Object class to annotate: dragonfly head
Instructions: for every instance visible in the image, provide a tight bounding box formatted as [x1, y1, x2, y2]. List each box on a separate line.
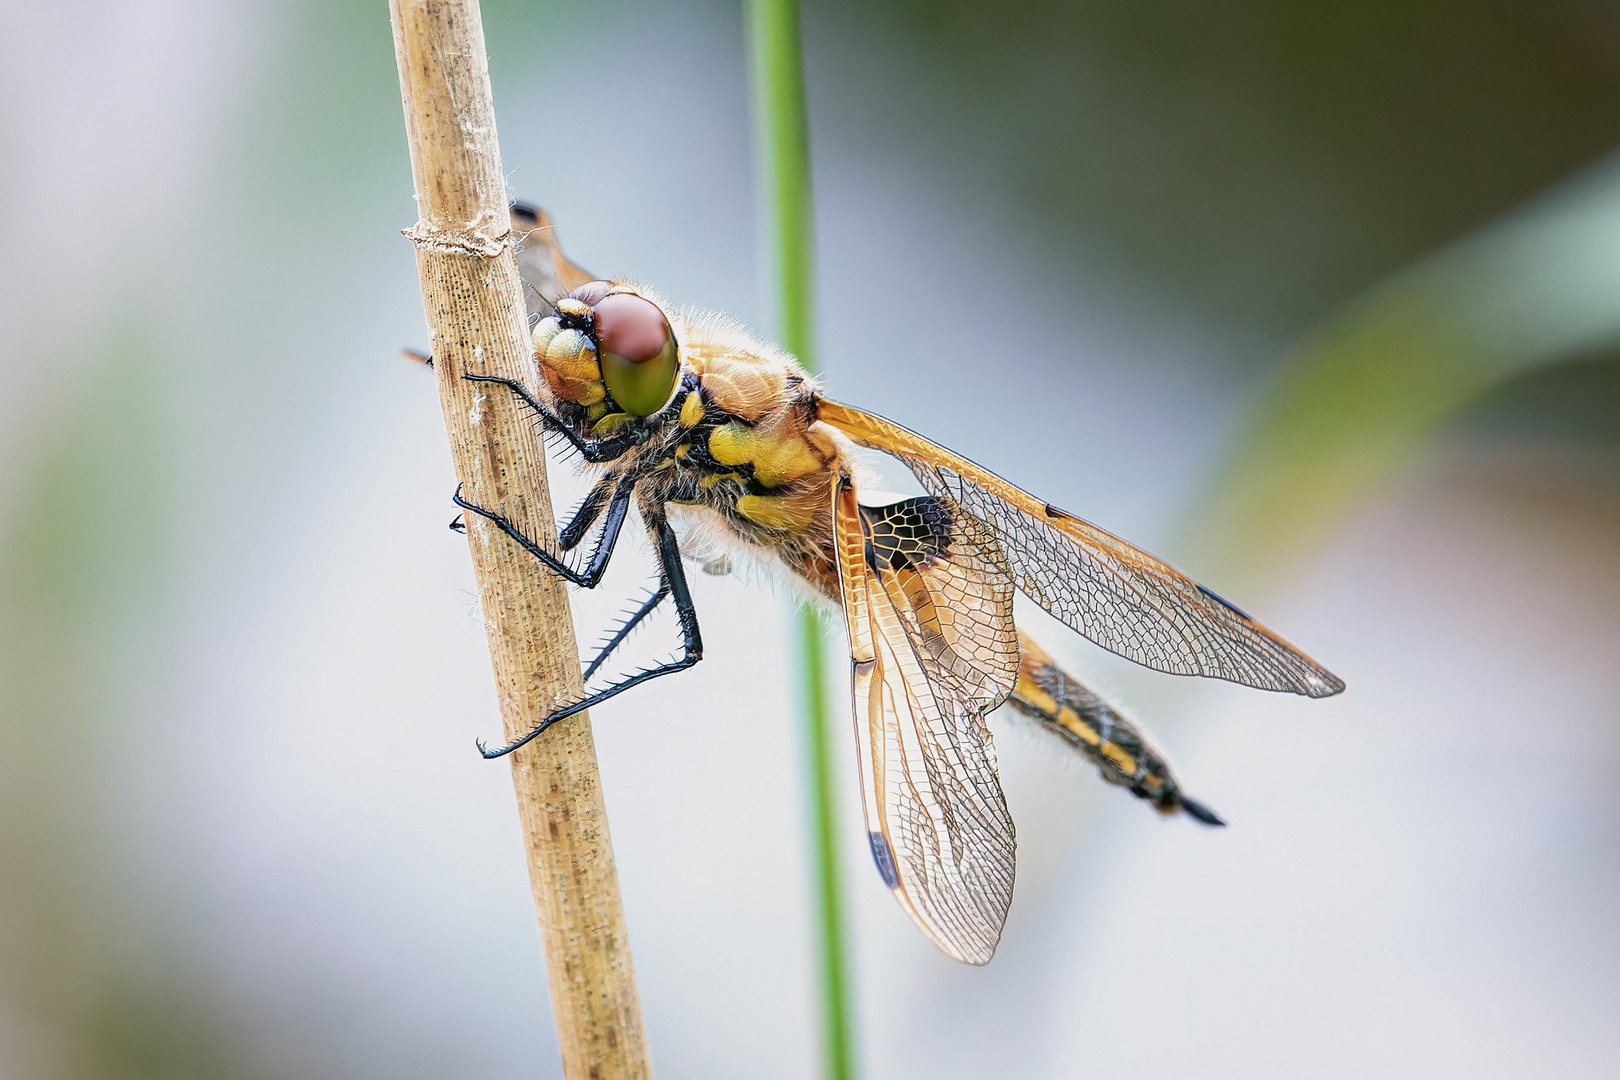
[532, 280, 682, 423]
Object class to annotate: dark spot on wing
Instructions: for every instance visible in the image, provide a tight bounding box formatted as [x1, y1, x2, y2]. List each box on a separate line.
[860, 496, 955, 572]
[869, 831, 900, 888]
[1196, 583, 1254, 621]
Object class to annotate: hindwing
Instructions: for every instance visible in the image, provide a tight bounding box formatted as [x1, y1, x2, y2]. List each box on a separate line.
[835, 478, 1017, 965]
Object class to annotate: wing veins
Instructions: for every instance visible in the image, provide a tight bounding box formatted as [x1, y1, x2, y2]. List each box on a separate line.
[834, 478, 1015, 965]
[818, 397, 1344, 697]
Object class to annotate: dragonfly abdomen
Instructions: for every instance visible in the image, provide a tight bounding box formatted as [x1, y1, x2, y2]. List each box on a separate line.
[1008, 631, 1224, 826]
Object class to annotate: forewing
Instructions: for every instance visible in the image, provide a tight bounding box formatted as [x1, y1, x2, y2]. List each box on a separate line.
[510, 203, 596, 321]
[835, 478, 1017, 965]
[818, 398, 1345, 697]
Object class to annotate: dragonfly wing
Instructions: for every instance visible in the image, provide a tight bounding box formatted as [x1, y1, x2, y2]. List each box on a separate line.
[859, 491, 1022, 712]
[510, 203, 596, 321]
[818, 397, 1344, 698]
[835, 476, 1017, 965]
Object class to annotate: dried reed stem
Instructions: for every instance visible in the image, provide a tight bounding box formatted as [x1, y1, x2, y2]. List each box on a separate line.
[389, 2, 650, 1076]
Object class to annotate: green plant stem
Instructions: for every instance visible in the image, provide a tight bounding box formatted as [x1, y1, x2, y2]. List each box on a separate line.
[748, 3, 856, 1079]
[795, 606, 851, 1080]
[751, 0, 816, 356]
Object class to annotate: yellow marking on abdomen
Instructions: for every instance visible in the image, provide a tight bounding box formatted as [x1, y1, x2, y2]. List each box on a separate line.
[1016, 669, 1160, 780]
[1099, 742, 1139, 776]
[1011, 635, 1192, 816]
[1013, 674, 1101, 747]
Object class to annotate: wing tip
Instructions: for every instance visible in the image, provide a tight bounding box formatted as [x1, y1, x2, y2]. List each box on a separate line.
[956, 944, 997, 966]
[1191, 583, 1349, 701]
[928, 925, 1000, 966]
[892, 893, 1005, 966]
[1303, 669, 1347, 698]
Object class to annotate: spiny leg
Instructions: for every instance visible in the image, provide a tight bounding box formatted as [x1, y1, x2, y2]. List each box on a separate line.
[477, 510, 703, 760]
[559, 473, 617, 553]
[583, 581, 672, 684]
[453, 471, 634, 589]
[463, 373, 640, 464]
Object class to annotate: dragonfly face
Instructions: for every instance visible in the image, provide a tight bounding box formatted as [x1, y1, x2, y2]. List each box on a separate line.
[446, 204, 1346, 965]
[534, 282, 683, 425]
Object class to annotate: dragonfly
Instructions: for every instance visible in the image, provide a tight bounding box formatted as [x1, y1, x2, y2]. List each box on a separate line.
[439, 203, 1344, 966]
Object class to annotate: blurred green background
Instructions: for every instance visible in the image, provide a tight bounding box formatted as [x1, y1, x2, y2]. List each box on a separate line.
[2, 1, 1616, 1077]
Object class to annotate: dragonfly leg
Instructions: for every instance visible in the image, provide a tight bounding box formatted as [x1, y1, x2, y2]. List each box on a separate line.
[463, 373, 639, 463]
[558, 473, 617, 552]
[453, 471, 634, 589]
[477, 511, 703, 760]
[582, 581, 672, 684]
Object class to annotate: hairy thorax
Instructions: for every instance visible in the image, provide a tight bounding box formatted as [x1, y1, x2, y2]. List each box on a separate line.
[552, 302, 847, 602]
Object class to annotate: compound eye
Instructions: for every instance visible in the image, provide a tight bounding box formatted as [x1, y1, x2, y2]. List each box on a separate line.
[595, 293, 669, 362]
[568, 280, 613, 308]
[595, 292, 680, 417]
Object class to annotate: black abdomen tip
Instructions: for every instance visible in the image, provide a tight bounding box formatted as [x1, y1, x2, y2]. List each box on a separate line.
[1181, 798, 1226, 827]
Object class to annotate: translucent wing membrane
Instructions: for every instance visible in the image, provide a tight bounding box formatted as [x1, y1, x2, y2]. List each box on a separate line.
[510, 203, 596, 321]
[836, 479, 1017, 965]
[818, 399, 1345, 698]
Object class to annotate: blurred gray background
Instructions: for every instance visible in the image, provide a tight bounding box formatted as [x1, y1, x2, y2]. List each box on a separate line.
[2, 1, 1618, 1077]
